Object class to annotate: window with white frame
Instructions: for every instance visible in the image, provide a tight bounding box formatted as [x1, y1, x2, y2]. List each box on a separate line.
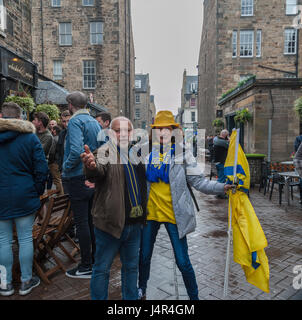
[51, 0, 61, 7]
[256, 30, 262, 57]
[90, 22, 103, 45]
[135, 80, 141, 89]
[240, 30, 254, 57]
[232, 30, 237, 57]
[0, 0, 7, 32]
[284, 28, 297, 54]
[135, 94, 140, 104]
[83, 60, 96, 89]
[190, 82, 197, 93]
[83, 0, 94, 6]
[191, 111, 196, 122]
[286, 0, 297, 15]
[135, 108, 140, 119]
[241, 0, 253, 16]
[53, 60, 63, 80]
[59, 22, 72, 46]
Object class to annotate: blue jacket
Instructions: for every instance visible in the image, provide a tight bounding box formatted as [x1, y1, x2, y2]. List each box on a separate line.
[62, 110, 102, 178]
[0, 118, 49, 220]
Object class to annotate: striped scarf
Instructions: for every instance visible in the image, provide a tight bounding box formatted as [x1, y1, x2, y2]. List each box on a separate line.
[115, 144, 143, 219]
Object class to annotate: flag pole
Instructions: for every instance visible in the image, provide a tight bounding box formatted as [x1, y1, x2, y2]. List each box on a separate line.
[223, 128, 240, 297]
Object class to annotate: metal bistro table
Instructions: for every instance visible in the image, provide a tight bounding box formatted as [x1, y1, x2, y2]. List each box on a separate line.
[278, 171, 300, 211]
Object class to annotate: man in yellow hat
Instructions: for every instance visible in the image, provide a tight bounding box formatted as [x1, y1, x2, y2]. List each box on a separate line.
[138, 110, 232, 300]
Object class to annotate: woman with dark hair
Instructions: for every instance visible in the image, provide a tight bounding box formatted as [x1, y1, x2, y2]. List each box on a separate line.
[138, 111, 232, 300]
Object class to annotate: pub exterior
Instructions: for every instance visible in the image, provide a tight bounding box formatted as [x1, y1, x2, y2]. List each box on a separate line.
[0, 45, 37, 106]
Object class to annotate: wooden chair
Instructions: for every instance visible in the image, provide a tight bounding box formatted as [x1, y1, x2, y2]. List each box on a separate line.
[46, 195, 80, 264]
[33, 194, 78, 284]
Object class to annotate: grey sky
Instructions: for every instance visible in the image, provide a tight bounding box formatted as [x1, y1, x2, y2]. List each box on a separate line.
[131, 0, 203, 115]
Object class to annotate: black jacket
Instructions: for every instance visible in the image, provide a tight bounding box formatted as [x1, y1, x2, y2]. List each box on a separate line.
[213, 136, 229, 164]
[55, 128, 67, 172]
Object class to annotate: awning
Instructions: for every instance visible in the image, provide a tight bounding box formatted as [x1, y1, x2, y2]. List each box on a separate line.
[87, 102, 108, 116]
[35, 81, 69, 105]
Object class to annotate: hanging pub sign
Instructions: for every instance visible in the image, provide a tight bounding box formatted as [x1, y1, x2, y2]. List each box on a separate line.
[0, 45, 37, 87]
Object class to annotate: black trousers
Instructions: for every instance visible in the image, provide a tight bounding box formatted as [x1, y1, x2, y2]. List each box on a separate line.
[62, 175, 95, 268]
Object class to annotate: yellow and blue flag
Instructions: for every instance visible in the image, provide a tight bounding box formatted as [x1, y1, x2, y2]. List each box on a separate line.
[224, 129, 270, 293]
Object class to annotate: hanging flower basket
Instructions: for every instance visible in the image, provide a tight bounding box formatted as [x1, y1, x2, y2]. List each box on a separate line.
[294, 97, 302, 118]
[212, 118, 224, 128]
[234, 108, 252, 124]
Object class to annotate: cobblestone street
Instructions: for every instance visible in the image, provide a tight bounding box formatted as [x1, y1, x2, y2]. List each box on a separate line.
[2, 166, 302, 301]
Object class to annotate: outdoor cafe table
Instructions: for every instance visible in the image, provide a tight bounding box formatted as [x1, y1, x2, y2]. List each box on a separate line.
[278, 171, 300, 211]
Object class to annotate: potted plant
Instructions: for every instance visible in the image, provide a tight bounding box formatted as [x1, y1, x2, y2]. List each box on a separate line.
[35, 104, 60, 122]
[234, 108, 252, 124]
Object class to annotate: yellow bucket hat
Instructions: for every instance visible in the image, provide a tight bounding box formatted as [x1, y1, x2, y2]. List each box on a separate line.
[150, 110, 180, 128]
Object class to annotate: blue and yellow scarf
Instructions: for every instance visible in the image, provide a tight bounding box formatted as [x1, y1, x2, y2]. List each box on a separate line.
[146, 143, 175, 184]
[113, 143, 143, 219]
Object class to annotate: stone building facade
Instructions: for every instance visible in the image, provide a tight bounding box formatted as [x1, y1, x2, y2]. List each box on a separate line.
[0, 0, 37, 106]
[198, 0, 302, 134]
[180, 69, 198, 131]
[218, 78, 302, 161]
[0, 0, 32, 60]
[31, 0, 135, 119]
[133, 73, 152, 129]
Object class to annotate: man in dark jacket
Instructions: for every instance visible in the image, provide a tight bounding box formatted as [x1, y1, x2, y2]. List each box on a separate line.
[213, 129, 229, 186]
[32, 112, 53, 162]
[56, 110, 71, 173]
[81, 117, 147, 300]
[0, 102, 48, 297]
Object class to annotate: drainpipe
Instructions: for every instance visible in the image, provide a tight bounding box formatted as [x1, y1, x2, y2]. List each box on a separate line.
[268, 89, 275, 163]
[296, 29, 299, 78]
[40, 0, 44, 74]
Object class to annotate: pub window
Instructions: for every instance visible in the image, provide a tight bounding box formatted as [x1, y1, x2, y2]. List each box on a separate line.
[286, 0, 297, 15]
[53, 60, 63, 80]
[241, 0, 253, 16]
[90, 22, 103, 45]
[0, 0, 7, 32]
[83, 0, 94, 6]
[240, 30, 254, 57]
[51, 0, 61, 7]
[284, 28, 297, 54]
[59, 22, 72, 46]
[83, 60, 96, 89]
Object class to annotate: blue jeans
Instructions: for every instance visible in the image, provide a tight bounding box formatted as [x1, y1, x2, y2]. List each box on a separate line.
[91, 224, 142, 300]
[0, 213, 35, 284]
[216, 163, 226, 183]
[139, 221, 199, 300]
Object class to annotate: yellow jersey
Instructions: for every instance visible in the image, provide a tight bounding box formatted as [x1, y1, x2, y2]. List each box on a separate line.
[147, 180, 176, 224]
